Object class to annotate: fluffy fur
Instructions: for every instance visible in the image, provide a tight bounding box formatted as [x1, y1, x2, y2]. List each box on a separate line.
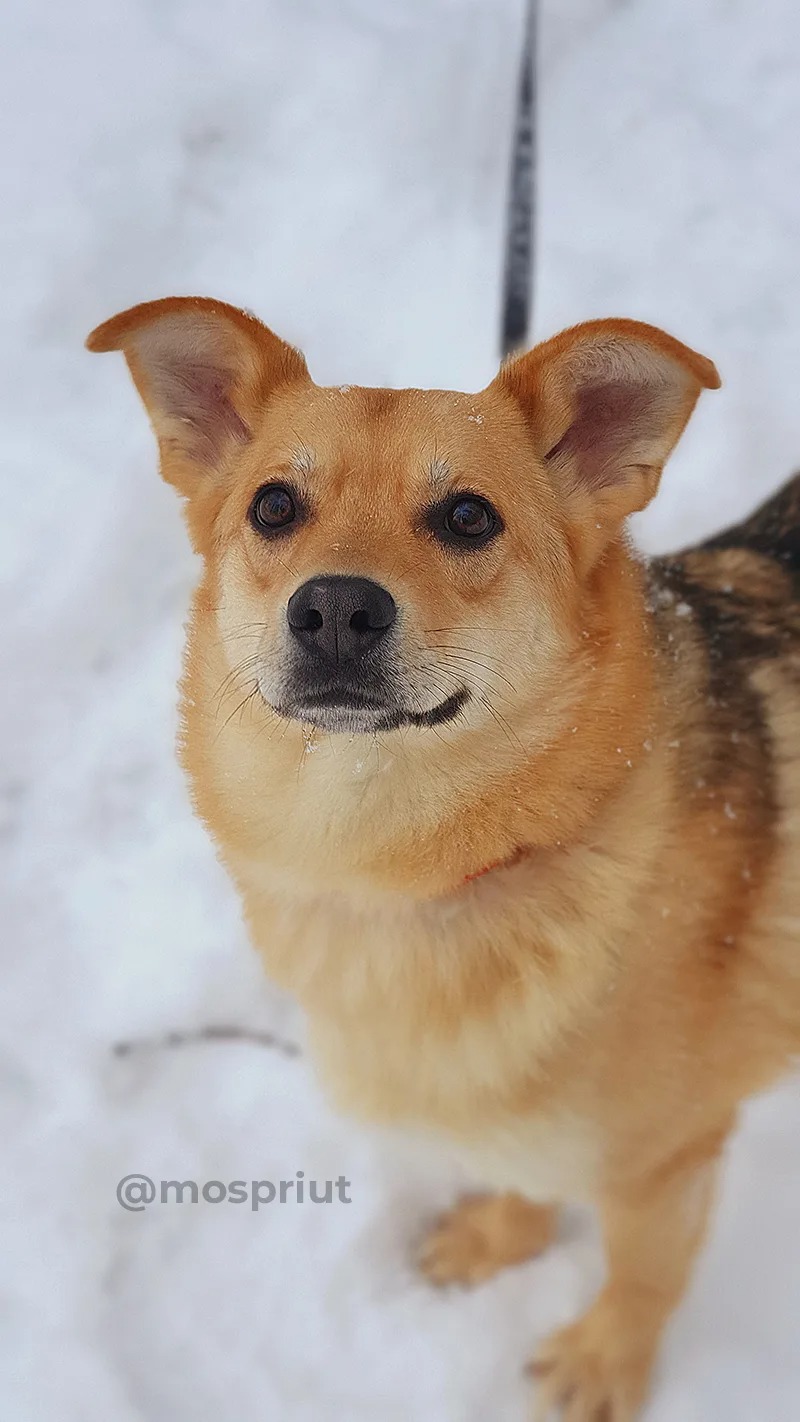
[88, 297, 800, 1421]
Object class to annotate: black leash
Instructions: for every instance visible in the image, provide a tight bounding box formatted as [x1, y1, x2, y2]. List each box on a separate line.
[499, 0, 537, 359]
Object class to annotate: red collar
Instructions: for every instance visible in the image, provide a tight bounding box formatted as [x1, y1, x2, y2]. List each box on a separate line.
[461, 847, 525, 888]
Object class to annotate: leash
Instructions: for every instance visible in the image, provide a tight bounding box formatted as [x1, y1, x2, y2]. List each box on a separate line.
[499, 0, 537, 359]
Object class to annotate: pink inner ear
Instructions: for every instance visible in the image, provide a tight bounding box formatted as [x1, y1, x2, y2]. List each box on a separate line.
[544, 380, 654, 492]
[155, 356, 250, 466]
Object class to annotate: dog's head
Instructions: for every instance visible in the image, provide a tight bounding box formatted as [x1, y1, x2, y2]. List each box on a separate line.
[87, 299, 718, 746]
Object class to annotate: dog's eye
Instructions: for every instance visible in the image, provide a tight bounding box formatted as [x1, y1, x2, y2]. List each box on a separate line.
[445, 497, 495, 539]
[250, 484, 297, 533]
[433, 494, 500, 547]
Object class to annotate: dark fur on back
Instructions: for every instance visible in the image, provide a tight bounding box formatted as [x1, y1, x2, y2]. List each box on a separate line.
[652, 472, 800, 677]
[645, 474, 800, 957]
[700, 472, 800, 577]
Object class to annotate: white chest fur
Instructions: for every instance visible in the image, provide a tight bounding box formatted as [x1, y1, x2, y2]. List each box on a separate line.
[443, 1111, 601, 1203]
[243, 850, 616, 1207]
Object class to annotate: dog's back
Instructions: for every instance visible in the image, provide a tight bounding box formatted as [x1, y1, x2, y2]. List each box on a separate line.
[648, 474, 800, 1067]
[655, 471, 800, 659]
[700, 470, 800, 572]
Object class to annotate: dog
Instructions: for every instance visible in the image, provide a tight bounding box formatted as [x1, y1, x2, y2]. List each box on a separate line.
[88, 297, 800, 1420]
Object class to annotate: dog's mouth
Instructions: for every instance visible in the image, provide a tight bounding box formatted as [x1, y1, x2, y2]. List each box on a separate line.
[267, 685, 470, 735]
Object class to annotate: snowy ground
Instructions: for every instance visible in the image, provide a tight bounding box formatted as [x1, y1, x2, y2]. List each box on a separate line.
[3, 0, 800, 1417]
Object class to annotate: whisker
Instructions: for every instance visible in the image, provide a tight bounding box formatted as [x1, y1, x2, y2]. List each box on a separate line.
[421, 656, 525, 757]
[218, 623, 271, 644]
[214, 683, 260, 741]
[422, 626, 533, 637]
[474, 691, 526, 756]
[212, 655, 264, 712]
[432, 651, 518, 695]
[424, 639, 510, 662]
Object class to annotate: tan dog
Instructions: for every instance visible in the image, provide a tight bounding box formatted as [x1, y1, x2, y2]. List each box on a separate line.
[88, 297, 800, 1420]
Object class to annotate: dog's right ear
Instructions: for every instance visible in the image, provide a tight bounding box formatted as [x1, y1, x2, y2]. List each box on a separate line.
[86, 297, 308, 495]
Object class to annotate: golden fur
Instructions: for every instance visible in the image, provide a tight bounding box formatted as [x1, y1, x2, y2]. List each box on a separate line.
[88, 297, 800, 1420]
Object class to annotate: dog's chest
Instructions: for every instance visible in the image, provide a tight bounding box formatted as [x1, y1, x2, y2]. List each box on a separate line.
[304, 961, 601, 1205]
[311, 1012, 600, 1203]
[413, 1107, 601, 1203]
[246, 863, 607, 1203]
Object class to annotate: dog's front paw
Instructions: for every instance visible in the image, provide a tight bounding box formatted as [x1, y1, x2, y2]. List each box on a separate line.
[529, 1291, 657, 1421]
[418, 1193, 557, 1288]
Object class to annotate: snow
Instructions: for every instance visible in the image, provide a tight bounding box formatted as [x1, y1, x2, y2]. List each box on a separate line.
[3, 0, 800, 1418]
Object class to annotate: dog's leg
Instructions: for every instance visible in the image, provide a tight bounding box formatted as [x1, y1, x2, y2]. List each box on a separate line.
[529, 1123, 732, 1421]
[418, 1192, 558, 1287]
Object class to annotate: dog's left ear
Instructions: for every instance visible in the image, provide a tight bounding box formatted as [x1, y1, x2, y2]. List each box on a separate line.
[87, 296, 308, 496]
[492, 318, 720, 535]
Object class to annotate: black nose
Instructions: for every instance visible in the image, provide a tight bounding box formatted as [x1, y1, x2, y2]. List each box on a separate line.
[286, 576, 397, 664]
